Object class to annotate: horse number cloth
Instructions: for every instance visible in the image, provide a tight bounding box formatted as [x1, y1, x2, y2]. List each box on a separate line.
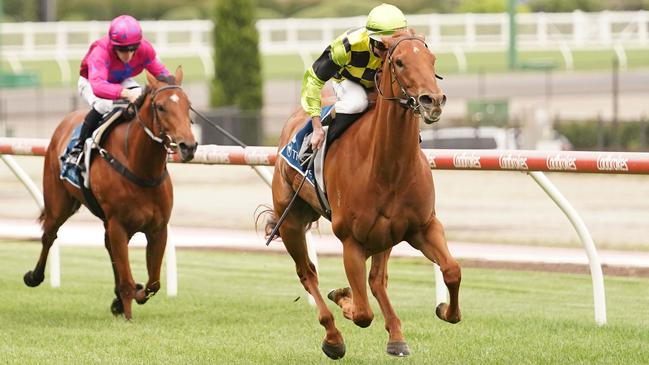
[279, 104, 334, 186]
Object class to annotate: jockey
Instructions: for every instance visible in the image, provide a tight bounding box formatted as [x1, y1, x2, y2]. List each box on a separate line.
[67, 14, 171, 165]
[301, 3, 407, 150]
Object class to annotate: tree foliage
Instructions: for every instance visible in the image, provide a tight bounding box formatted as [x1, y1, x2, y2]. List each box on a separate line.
[210, 0, 262, 110]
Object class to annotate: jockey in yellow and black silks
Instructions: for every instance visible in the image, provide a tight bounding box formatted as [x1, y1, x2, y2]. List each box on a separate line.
[301, 3, 408, 150]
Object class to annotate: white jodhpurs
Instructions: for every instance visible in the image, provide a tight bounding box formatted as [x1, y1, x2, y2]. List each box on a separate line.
[77, 77, 142, 115]
[332, 79, 368, 114]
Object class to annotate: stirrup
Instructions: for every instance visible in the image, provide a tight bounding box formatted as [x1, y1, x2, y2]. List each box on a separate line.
[300, 148, 313, 168]
[66, 147, 85, 170]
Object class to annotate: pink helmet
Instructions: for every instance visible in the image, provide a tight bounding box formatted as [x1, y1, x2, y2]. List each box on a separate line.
[108, 15, 142, 47]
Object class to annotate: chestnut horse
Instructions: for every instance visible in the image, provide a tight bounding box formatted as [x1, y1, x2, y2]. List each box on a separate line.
[269, 30, 461, 358]
[23, 67, 197, 320]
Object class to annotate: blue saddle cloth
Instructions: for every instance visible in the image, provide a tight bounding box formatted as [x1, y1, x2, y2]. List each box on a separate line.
[279, 105, 333, 186]
[59, 124, 83, 188]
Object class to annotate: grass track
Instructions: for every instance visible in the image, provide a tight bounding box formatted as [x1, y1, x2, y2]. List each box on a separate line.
[1, 241, 649, 364]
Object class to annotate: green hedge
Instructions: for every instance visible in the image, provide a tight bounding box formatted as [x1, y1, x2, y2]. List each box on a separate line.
[556, 119, 649, 151]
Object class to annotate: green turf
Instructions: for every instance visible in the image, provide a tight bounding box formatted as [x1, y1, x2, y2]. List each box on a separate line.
[2, 241, 648, 364]
[0, 242, 649, 364]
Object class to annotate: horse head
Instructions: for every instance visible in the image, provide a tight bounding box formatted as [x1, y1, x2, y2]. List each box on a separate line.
[379, 29, 446, 124]
[142, 66, 198, 162]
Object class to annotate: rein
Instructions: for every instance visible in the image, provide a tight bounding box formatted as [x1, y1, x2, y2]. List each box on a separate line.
[133, 84, 184, 153]
[97, 84, 185, 188]
[374, 36, 443, 113]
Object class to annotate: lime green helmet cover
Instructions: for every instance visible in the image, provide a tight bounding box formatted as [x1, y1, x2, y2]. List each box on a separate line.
[366, 3, 407, 38]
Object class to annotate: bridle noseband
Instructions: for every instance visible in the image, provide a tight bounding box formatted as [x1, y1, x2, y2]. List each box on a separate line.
[374, 36, 443, 113]
[134, 84, 185, 153]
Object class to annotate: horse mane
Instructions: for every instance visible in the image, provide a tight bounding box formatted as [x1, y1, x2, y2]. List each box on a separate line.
[380, 28, 424, 56]
[133, 74, 177, 109]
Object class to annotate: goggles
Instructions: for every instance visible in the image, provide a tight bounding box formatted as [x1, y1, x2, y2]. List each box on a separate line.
[114, 43, 140, 52]
[369, 38, 387, 52]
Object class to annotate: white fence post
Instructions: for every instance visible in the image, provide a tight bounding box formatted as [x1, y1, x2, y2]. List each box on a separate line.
[528, 171, 607, 326]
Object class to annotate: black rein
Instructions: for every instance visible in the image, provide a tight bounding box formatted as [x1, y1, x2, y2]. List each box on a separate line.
[97, 85, 184, 188]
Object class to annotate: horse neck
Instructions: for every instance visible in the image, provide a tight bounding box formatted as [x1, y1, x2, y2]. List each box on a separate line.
[126, 102, 168, 178]
[367, 74, 421, 178]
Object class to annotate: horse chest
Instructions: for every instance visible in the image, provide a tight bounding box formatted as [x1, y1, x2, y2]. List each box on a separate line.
[95, 186, 171, 230]
[345, 211, 409, 252]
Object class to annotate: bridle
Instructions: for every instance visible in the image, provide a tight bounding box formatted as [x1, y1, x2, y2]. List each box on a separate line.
[374, 36, 443, 113]
[133, 84, 185, 154]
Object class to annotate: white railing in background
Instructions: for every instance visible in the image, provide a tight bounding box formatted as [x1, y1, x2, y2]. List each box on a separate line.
[1, 10, 647, 77]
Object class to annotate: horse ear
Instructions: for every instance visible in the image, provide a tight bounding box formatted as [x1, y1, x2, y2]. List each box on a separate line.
[174, 66, 184, 86]
[146, 71, 159, 88]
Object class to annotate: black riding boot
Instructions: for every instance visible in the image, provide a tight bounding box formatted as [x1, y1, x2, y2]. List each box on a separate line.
[325, 112, 363, 146]
[67, 108, 103, 167]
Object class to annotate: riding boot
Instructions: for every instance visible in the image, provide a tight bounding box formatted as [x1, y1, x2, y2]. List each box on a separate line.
[325, 112, 363, 146]
[66, 108, 103, 168]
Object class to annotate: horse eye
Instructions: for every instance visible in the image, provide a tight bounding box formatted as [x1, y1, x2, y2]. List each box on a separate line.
[395, 59, 404, 68]
[156, 104, 165, 112]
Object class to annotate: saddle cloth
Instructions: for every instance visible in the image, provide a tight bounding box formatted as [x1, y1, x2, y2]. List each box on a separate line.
[279, 105, 333, 186]
[59, 108, 124, 188]
[279, 105, 334, 218]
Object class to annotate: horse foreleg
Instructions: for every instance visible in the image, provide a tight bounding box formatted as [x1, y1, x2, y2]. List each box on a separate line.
[280, 218, 345, 359]
[410, 216, 461, 324]
[135, 228, 167, 304]
[102, 223, 125, 315]
[106, 220, 136, 320]
[368, 248, 410, 356]
[341, 239, 373, 328]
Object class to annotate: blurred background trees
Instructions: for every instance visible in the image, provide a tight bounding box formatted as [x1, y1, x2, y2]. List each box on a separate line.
[2, 0, 648, 21]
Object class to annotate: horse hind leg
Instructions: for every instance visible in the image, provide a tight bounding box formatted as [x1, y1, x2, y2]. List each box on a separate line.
[24, 167, 79, 287]
[368, 248, 410, 357]
[410, 216, 461, 324]
[280, 214, 345, 359]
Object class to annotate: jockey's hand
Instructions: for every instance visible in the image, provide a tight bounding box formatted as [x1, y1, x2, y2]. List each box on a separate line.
[310, 116, 325, 150]
[120, 88, 142, 104]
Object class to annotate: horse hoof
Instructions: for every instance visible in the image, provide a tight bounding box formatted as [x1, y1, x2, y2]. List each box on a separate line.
[326, 287, 351, 303]
[387, 341, 411, 357]
[321, 341, 346, 360]
[135, 283, 147, 305]
[111, 298, 124, 316]
[23, 271, 44, 287]
[435, 302, 461, 324]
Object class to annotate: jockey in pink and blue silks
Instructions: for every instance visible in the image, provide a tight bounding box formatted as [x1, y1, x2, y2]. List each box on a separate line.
[68, 14, 170, 163]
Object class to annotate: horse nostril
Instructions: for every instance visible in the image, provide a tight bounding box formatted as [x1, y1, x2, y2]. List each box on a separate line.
[179, 142, 198, 155]
[418, 94, 433, 106]
[429, 94, 446, 107]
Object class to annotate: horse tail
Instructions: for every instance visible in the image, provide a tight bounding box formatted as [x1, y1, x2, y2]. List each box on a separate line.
[254, 204, 279, 241]
[37, 210, 46, 224]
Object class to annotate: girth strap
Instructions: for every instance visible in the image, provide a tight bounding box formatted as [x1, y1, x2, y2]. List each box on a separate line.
[99, 148, 168, 188]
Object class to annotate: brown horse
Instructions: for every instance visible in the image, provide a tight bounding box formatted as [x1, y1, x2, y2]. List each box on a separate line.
[269, 30, 461, 358]
[23, 67, 197, 320]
